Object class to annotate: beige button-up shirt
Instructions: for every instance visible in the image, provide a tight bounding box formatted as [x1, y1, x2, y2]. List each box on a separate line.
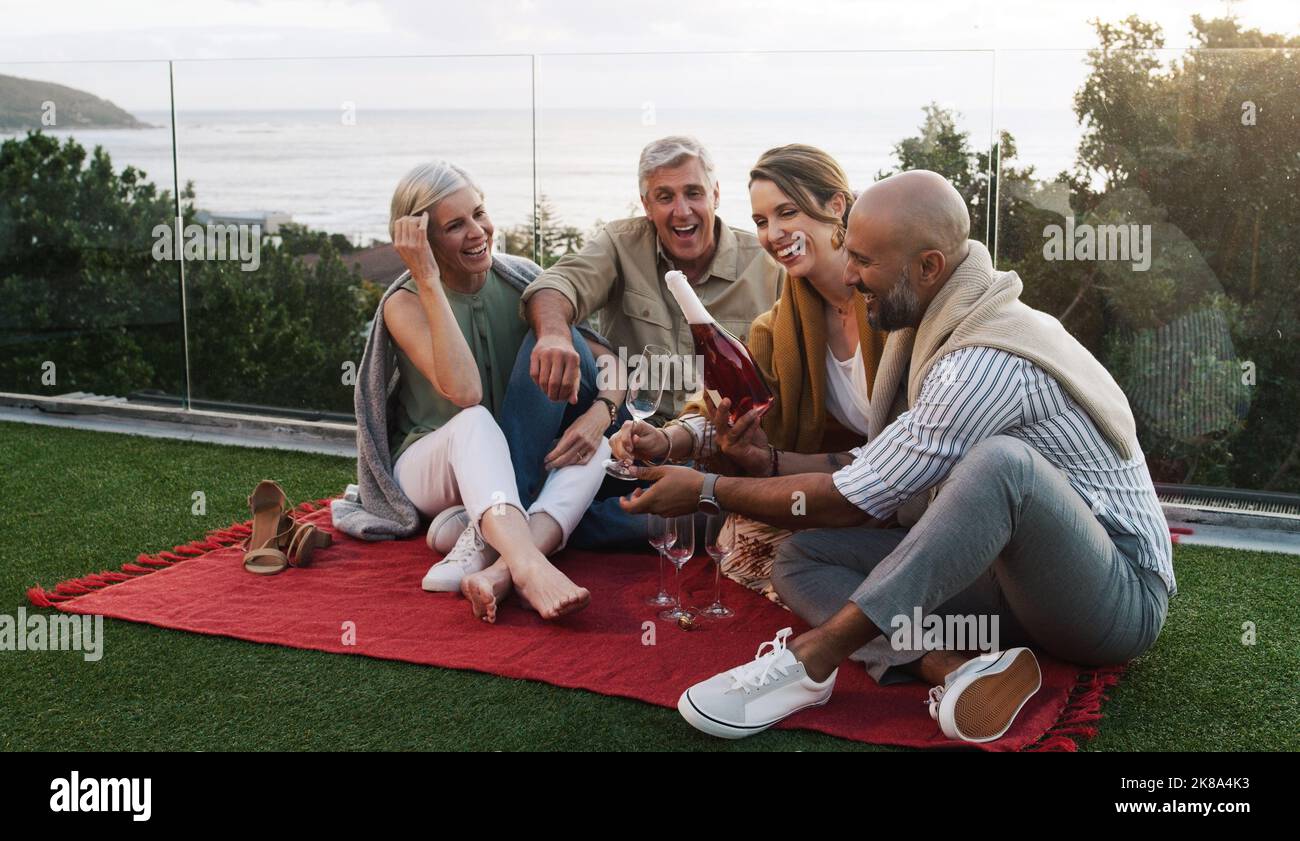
[519, 216, 784, 419]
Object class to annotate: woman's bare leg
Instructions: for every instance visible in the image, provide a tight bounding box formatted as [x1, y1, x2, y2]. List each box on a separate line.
[462, 508, 586, 622]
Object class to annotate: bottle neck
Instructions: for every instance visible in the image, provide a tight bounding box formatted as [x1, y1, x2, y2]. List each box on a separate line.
[664, 270, 713, 326]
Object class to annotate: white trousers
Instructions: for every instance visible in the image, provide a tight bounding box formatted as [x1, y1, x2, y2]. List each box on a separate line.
[392, 405, 610, 552]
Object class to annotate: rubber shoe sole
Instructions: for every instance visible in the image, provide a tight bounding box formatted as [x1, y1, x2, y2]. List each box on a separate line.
[941, 648, 1042, 743]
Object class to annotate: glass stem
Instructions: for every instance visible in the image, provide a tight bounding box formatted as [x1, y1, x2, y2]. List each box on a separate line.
[674, 560, 684, 609]
[712, 554, 722, 605]
[658, 550, 667, 595]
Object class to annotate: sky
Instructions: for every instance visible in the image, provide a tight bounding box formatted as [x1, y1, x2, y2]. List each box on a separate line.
[0, 0, 1296, 112]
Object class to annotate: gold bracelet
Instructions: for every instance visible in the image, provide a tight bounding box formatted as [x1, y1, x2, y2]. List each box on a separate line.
[645, 426, 673, 466]
[663, 419, 698, 464]
[680, 422, 701, 461]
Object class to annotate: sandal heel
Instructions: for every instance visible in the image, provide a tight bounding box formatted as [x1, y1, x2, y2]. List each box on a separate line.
[243, 480, 293, 575]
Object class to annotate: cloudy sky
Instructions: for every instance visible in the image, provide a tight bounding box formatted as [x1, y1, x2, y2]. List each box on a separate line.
[3, 0, 1294, 59]
[0, 0, 1294, 112]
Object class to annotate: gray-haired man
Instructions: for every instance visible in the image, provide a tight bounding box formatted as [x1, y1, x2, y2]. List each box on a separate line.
[521, 135, 783, 419]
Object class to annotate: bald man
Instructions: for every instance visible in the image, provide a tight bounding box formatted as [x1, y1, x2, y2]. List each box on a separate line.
[622, 170, 1173, 744]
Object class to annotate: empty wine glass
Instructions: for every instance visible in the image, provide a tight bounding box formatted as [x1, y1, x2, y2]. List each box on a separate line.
[606, 344, 671, 480]
[644, 513, 676, 607]
[700, 513, 735, 619]
[658, 514, 697, 622]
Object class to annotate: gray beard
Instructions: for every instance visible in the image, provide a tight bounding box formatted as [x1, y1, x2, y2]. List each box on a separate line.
[866, 267, 921, 331]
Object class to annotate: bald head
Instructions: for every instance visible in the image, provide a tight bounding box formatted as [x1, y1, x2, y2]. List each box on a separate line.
[841, 170, 973, 329]
[850, 169, 970, 265]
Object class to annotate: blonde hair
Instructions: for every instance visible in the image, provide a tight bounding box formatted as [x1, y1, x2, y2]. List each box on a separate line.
[388, 160, 483, 240]
[749, 144, 854, 247]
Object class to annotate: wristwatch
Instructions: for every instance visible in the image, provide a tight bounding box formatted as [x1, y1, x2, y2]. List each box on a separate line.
[698, 473, 721, 516]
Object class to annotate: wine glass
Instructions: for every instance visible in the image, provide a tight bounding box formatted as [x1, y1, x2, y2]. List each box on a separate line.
[700, 513, 735, 619]
[605, 344, 671, 480]
[658, 514, 697, 622]
[644, 513, 677, 607]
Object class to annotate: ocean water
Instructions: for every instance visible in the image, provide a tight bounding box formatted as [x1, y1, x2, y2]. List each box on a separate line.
[4, 106, 1084, 245]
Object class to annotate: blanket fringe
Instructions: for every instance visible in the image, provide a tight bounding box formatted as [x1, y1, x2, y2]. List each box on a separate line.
[1021, 665, 1126, 752]
[26, 498, 332, 608]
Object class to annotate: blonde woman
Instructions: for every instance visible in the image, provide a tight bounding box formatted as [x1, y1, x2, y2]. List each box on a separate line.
[612, 144, 899, 601]
[355, 160, 624, 622]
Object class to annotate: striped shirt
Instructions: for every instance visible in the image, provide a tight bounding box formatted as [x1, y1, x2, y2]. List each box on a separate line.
[832, 346, 1176, 595]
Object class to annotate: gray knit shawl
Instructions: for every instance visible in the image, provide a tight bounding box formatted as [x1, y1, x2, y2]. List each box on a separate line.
[330, 253, 608, 540]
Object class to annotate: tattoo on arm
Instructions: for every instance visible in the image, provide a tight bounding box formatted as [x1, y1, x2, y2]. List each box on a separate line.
[826, 452, 852, 469]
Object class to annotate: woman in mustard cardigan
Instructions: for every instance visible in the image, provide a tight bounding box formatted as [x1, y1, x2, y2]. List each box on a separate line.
[612, 144, 900, 601]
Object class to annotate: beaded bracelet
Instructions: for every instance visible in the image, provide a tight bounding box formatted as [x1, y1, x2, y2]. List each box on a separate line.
[593, 396, 618, 427]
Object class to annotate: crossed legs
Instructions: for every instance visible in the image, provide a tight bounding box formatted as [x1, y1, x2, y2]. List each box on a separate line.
[394, 405, 592, 622]
[773, 435, 1168, 686]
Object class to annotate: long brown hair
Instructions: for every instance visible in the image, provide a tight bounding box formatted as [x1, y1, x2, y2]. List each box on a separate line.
[749, 144, 854, 247]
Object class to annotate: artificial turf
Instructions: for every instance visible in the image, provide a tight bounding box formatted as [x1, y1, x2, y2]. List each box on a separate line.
[0, 419, 1295, 751]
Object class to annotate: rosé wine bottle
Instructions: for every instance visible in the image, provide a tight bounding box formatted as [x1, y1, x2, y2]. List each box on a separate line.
[664, 270, 772, 425]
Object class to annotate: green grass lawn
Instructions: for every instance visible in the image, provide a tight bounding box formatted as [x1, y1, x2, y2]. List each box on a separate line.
[0, 419, 1295, 751]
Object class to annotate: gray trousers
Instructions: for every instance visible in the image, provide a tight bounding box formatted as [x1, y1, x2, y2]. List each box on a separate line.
[772, 436, 1169, 685]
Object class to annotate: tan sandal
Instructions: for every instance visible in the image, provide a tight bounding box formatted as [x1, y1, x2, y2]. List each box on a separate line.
[284, 519, 332, 568]
[242, 480, 295, 575]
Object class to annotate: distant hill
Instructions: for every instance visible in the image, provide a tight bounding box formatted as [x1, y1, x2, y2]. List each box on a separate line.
[0, 73, 148, 131]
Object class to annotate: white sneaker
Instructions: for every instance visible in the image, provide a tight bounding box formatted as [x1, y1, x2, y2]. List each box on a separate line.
[927, 647, 1041, 743]
[427, 505, 470, 554]
[421, 526, 497, 592]
[677, 628, 836, 739]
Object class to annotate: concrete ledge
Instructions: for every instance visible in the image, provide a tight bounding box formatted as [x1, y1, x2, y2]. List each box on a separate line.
[0, 392, 356, 457]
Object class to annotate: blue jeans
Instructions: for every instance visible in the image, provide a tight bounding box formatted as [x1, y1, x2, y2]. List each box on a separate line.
[498, 329, 651, 552]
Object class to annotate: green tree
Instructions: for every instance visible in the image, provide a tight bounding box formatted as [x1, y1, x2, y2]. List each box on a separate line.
[882, 16, 1300, 492]
[502, 193, 585, 268]
[1066, 15, 1300, 490]
[879, 106, 1098, 344]
[0, 131, 370, 416]
[0, 132, 182, 396]
[880, 103, 994, 244]
[278, 222, 355, 256]
[183, 237, 367, 415]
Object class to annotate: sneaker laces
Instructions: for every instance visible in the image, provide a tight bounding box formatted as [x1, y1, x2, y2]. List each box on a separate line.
[726, 628, 794, 693]
[442, 526, 485, 566]
[925, 652, 1000, 718]
[926, 684, 945, 720]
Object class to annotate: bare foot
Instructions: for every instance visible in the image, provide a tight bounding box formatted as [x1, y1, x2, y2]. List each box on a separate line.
[460, 559, 513, 624]
[510, 558, 590, 619]
[912, 650, 973, 685]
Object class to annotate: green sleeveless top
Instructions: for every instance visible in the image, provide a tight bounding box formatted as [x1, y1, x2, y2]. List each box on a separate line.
[390, 270, 529, 462]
